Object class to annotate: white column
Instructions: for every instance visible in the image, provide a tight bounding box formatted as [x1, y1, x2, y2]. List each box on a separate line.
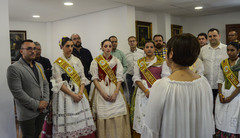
[157, 13, 171, 41]
[0, 0, 16, 137]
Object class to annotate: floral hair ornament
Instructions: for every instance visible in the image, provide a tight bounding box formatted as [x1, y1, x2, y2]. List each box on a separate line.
[59, 36, 69, 47]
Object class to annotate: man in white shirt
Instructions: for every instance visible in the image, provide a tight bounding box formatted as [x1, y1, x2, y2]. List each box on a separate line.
[125, 36, 144, 103]
[199, 28, 228, 104]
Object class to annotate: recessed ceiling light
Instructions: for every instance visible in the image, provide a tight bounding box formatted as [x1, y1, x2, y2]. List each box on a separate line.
[64, 2, 73, 6]
[195, 6, 203, 10]
[32, 15, 40, 18]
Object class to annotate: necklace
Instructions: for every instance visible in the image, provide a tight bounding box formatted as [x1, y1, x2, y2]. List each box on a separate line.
[145, 56, 155, 61]
[171, 68, 188, 74]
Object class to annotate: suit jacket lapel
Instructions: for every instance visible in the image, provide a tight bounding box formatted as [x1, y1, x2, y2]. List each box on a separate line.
[19, 58, 39, 84]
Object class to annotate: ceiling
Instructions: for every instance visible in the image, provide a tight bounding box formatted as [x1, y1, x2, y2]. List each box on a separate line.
[9, 0, 240, 22]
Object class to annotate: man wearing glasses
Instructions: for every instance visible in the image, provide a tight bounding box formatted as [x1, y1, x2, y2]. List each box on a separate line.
[71, 33, 93, 94]
[125, 36, 144, 103]
[7, 39, 49, 138]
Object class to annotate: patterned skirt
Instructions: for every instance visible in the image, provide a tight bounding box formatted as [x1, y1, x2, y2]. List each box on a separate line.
[216, 129, 240, 138]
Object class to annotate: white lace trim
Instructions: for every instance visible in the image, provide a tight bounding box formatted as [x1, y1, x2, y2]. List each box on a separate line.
[53, 125, 95, 138]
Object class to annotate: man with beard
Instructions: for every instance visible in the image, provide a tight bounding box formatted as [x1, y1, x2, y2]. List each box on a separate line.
[199, 28, 228, 106]
[71, 33, 93, 94]
[7, 39, 49, 138]
[153, 34, 167, 59]
[109, 35, 128, 74]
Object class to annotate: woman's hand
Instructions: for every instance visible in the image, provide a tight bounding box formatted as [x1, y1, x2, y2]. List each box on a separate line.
[219, 93, 225, 103]
[144, 89, 150, 98]
[71, 93, 82, 103]
[110, 92, 118, 102]
[220, 96, 233, 103]
[101, 92, 111, 101]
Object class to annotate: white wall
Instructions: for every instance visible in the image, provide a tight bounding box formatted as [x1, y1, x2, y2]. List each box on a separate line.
[50, 6, 135, 61]
[9, 21, 48, 57]
[9, 6, 136, 62]
[181, 11, 240, 44]
[0, 0, 16, 137]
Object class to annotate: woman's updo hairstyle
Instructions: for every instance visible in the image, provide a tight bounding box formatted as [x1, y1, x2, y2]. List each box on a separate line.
[144, 40, 155, 48]
[101, 39, 111, 47]
[59, 36, 72, 48]
[166, 33, 200, 66]
[228, 42, 239, 50]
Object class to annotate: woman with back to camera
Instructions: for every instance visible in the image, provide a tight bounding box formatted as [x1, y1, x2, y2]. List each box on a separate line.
[51, 37, 96, 138]
[89, 39, 131, 138]
[215, 42, 240, 137]
[142, 33, 215, 138]
[130, 41, 164, 138]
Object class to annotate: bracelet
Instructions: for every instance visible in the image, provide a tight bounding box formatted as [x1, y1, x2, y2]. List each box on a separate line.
[114, 90, 119, 94]
[144, 88, 149, 94]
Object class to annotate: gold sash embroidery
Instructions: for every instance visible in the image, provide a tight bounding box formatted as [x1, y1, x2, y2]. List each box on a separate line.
[95, 55, 118, 86]
[54, 57, 88, 98]
[137, 57, 157, 86]
[94, 55, 125, 95]
[221, 59, 239, 88]
[36, 63, 45, 80]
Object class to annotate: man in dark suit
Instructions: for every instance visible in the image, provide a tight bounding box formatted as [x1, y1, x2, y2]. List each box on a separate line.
[7, 39, 49, 138]
[71, 33, 93, 94]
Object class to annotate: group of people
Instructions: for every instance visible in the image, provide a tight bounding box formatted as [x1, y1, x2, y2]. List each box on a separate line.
[6, 28, 240, 138]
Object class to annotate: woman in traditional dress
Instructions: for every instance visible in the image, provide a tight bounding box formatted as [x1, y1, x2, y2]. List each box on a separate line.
[89, 39, 131, 138]
[215, 42, 240, 137]
[130, 41, 164, 138]
[51, 37, 96, 138]
[142, 33, 215, 138]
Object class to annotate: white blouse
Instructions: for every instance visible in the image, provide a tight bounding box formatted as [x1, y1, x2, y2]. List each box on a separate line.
[161, 58, 204, 78]
[142, 76, 215, 138]
[132, 56, 159, 83]
[90, 55, 124, 82]
[51, 54, 90, 93]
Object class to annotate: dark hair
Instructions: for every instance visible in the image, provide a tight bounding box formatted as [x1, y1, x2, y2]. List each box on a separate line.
[197, 33, 208, 39]
[229, 31, 238, 36]
[21, 39, 34, 48]
[101, 39, 111, 47]
[34, 42, 41, 46]
[153, 34, 164, 41]
[144, 40, 155, 47]
[228, 42, 239, 50]
[208, 28, 220, 34]
[128, 36, 137, 41]
[109, 36, 117, 41]
[59, 37, 72, 47]
[167, 33, 200, 66]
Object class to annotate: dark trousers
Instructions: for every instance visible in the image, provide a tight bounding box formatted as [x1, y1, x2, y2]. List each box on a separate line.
[212, 89, 218, 115]
[85, 83, 91, 95]
[19, 113, 45, 138]
[126, 74, 135, 104]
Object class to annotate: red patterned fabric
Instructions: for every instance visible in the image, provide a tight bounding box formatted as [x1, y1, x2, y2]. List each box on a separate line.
[97, 55, 117, 85]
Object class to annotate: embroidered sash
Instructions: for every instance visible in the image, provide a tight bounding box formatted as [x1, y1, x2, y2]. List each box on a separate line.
[95, 55, 118, 86]
[221, 59, 239, 88]
[54, 57, 88, 98]
[94, 55, 125, 94]
[36, 63, 45, 80]
[137, 57, 157, 86]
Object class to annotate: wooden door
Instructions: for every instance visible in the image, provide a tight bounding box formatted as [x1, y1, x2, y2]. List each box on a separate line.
[226, 24, 240, 44]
